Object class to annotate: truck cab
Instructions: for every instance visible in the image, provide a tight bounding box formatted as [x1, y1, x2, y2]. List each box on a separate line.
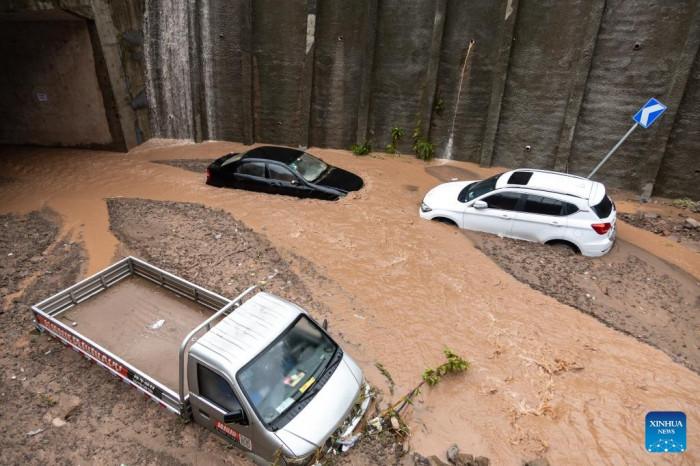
[187, 293, 365, 463]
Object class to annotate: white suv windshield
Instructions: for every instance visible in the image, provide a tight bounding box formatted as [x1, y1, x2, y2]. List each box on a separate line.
[289, 153, 328, 182]
[462, 173, 502, 202]
[237, 316, 337, 425]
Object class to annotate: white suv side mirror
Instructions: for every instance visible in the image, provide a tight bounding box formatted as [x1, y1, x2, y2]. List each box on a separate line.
[473, 200, 487, 209]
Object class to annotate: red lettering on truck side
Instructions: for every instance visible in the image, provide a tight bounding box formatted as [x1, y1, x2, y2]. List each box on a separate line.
[36, 314, 128, 377]
[215, 421, 252, 450]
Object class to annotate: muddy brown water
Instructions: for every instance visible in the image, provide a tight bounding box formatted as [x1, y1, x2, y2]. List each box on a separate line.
[1, 142, 699, 465]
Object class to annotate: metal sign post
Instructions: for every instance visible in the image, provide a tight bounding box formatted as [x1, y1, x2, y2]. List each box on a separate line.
[587, 98, 667, 179]
[587, 123, 638, 179]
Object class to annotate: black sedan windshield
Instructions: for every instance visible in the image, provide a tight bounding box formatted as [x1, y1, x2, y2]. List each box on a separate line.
[237, 316, 337, 425]
[289, 153, 328, 182]
[461, 173, 503, 202]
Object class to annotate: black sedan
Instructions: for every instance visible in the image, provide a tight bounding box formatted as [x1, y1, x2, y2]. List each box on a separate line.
[206, 146, 364, 200]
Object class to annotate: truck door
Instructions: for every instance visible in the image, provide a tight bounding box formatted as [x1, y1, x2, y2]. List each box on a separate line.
[189, 361, 257, 455]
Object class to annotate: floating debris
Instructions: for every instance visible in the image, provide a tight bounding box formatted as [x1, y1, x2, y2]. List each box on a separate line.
[149, 319, 165, 330]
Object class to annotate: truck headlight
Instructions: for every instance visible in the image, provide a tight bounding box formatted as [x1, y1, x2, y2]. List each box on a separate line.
[420, 201, 432, 212]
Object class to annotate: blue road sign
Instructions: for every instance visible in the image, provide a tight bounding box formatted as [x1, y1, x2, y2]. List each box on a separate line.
[633, 98, 667, 129]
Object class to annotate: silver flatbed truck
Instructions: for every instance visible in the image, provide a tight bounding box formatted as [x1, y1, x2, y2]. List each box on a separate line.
[32, 257, 370, 464]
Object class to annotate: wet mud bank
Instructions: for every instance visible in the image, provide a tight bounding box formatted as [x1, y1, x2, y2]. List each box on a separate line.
[469, 234, 700, 373]
[619, 211, 700, 251]
[151, 158, 214, 174]
[107, 198, 322, 313]
[1, 210, 61, 304]
[0, 211, 113, 465]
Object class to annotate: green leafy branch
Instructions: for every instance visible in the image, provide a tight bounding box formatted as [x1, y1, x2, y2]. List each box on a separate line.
[422, 348, 470, 386]
[368, 348, 469, 436]
[411, 126, 435, 161]
[350, 141, 372, 156]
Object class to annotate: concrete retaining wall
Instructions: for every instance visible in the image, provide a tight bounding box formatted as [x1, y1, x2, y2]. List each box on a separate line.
[150, 0, 698, 197]
[4, 0, 699, 198]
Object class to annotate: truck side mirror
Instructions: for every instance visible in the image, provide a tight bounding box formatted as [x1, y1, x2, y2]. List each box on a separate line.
[322, 318, 328, 330]
[223, 408, 247, 425]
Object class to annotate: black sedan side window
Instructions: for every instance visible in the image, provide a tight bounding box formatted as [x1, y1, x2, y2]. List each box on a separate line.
[267, 164, 297, 183]
[237, 162, 265, 177]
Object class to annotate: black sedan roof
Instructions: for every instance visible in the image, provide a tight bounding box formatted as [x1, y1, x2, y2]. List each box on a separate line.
[243, 146, 303, 164]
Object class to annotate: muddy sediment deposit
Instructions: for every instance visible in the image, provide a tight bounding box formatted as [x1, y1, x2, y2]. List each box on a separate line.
[472, 235, 700, 373]
[1, 210, 60, 301]
[152, 158, 214, 174]
[107, 198, 323, 312]
[619, 211, 700, 248]
[1, 143, 699, 465]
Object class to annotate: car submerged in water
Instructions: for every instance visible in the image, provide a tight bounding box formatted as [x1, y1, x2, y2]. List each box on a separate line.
[419, 169, 617, 257]
[206, 146, 364, 200]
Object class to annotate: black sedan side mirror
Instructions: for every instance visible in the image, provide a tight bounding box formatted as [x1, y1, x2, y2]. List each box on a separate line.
[291, 179, 299, 185]
[223, 409, 247, 425]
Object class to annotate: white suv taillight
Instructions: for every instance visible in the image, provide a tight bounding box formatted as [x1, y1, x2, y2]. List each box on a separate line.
[591, 222, 612, 235]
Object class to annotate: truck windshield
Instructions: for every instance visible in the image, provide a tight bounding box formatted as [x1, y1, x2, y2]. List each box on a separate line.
[237, 316, 337, 425]
[288, 152, 328, 182]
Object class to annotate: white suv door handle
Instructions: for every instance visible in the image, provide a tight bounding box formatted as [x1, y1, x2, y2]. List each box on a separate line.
[501, 214, 510, 219]
[551, 220, 561, 226]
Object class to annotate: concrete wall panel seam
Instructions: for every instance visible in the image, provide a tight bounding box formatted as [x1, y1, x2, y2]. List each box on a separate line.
[479, 0, 520, 167]
[552, 0, 606, 173]
[645, 2, 700, 194]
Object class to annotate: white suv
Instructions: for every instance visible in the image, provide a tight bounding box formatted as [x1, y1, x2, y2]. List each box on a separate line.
[419, 169, 616, 257]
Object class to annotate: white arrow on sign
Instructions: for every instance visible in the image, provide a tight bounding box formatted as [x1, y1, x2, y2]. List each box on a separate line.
[640, 103, 665, 126]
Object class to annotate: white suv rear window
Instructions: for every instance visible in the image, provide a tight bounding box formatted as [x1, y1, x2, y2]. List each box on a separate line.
[592, 195, 614, 218]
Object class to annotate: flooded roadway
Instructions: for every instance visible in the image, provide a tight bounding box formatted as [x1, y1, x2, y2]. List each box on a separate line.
[1, 142, 698, 465]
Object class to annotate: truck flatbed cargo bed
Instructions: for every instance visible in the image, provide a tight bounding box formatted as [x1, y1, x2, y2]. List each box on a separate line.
[58, 275, 212, 392]
[31, 257, 253, 415]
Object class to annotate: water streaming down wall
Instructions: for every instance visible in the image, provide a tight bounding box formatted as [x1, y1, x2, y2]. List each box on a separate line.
[6, 0, 700, 197]
[143, 0, 193, 140]
[431, 1, 503, 163]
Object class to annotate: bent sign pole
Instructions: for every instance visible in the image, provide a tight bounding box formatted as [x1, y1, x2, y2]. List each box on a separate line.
[587, 98, 667, 179]
[587, 123, 638, 179]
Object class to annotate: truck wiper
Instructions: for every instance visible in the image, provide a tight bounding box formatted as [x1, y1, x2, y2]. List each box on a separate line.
[294, 347, 341, 405]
